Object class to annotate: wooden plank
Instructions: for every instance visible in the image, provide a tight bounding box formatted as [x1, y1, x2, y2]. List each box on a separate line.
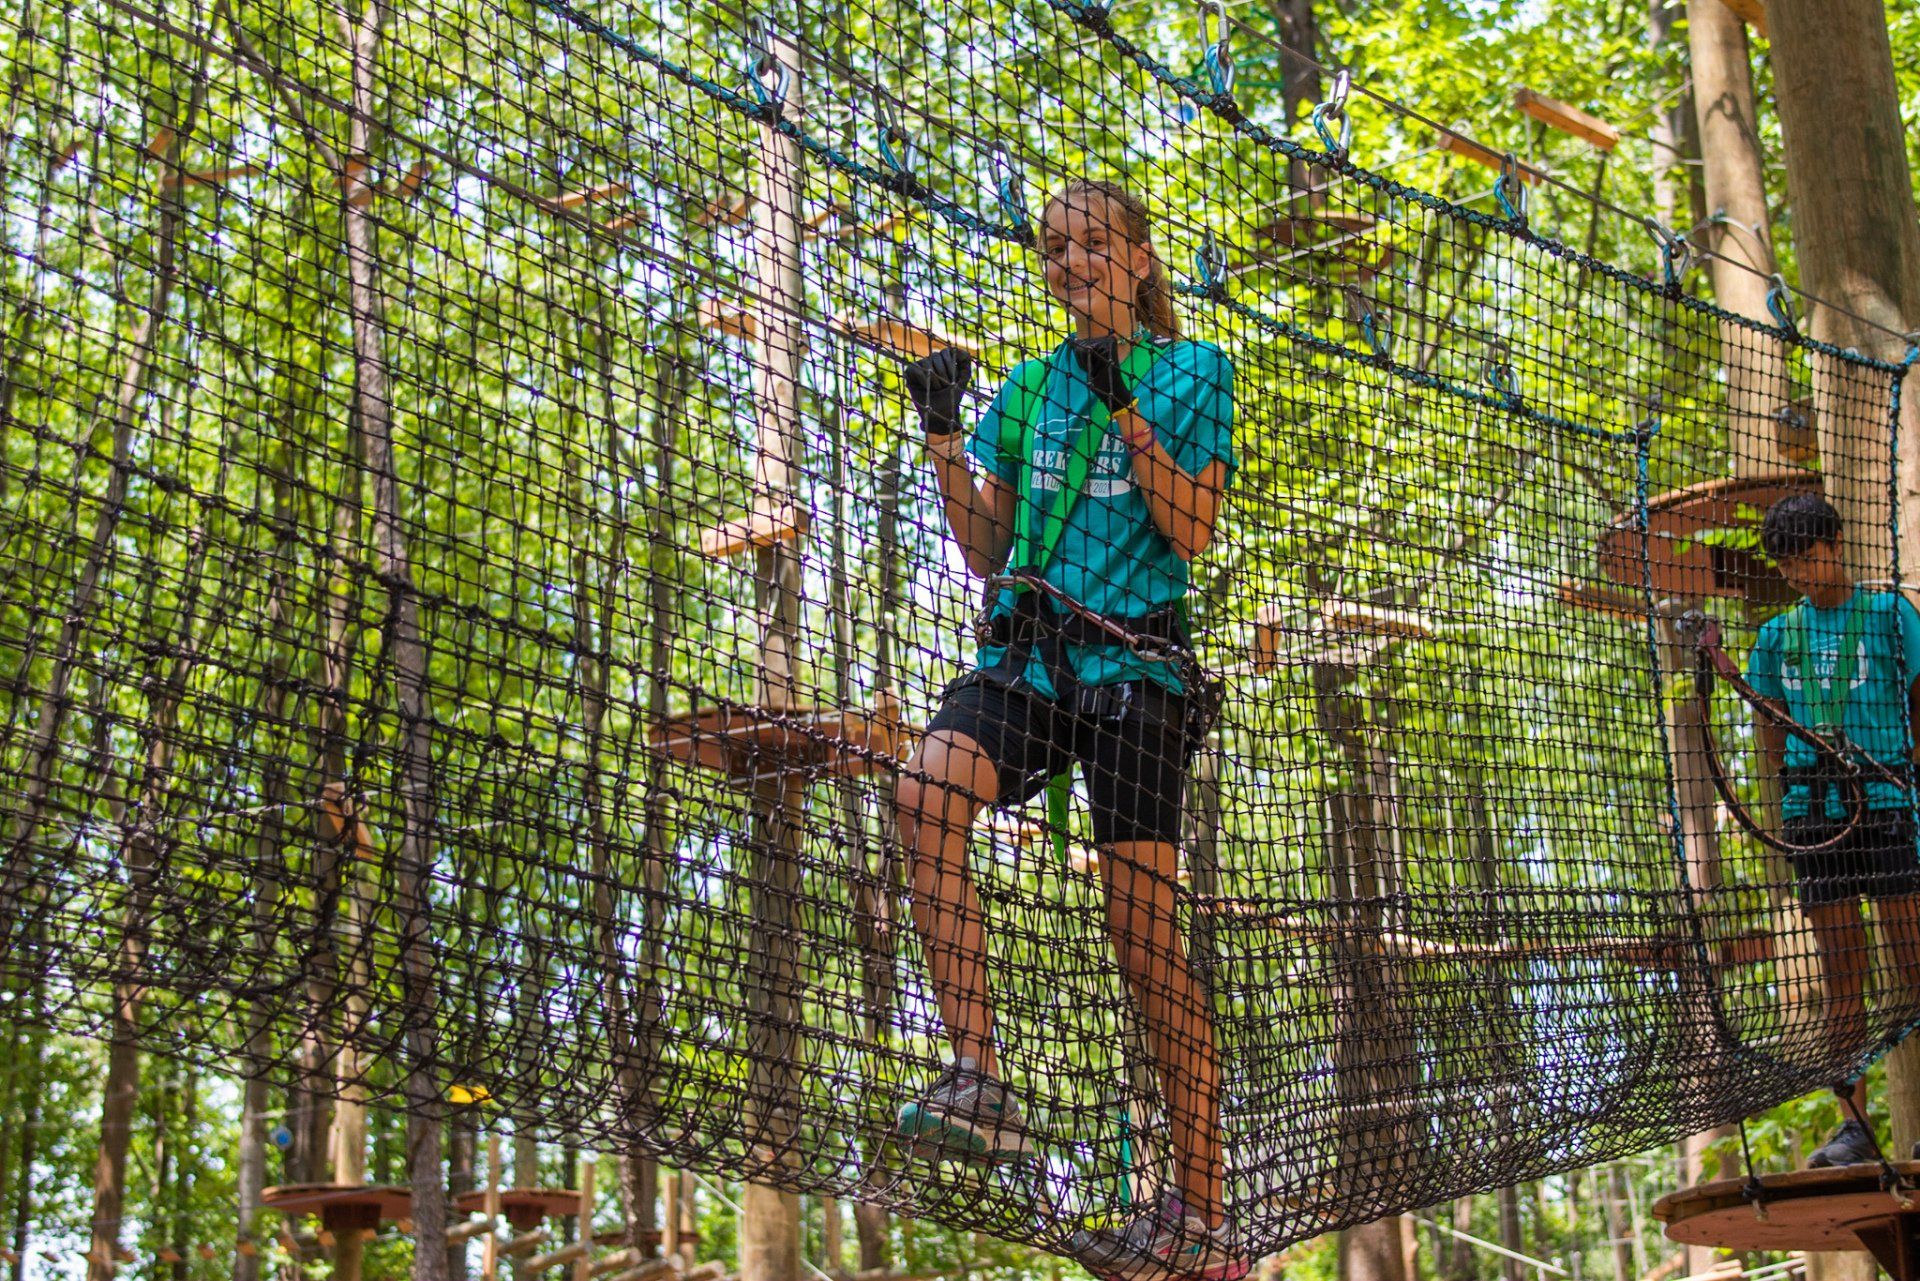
[602, 211, 647, 232]
[500, 1229, 549, 1258]
[1319, 600, 1436, 640]
[587, 1249, 640, 1277]
[696, 298, 757, 342]
[445, 1219, 494, 1245]
[1513, 88, 1621, 151]
[600, 1260, 677, 1281]
[1252, 602, 1289, 672]
[698, 504, 810, 559]
[145, 128, 174, 158]
[159, 163, 266, 191]
[524, 1243, 590, 1273]
[837, 316, 978, 360]
[551, 179, 627, 210]
[1719, 0, 1767, 37]
[694, 191, 753, 228]
[1435, 131, 1546, 183]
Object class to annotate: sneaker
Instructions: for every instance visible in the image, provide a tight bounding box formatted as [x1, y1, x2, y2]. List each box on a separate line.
[895, 1056, 1032, 1162]
[1068, 1194, 1250, 1281]
[1808, 1119, 1879, 1168]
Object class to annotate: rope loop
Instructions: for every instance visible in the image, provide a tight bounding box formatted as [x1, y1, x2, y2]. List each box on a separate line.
[1766, 273, 1799, 335]
[743, 16, 791, 120]
[1494, 154, 1529, 227]
[1198, 0, 1234, 98]
[1192, 229, 1230, 301]
[1310, 69, 1352, 158]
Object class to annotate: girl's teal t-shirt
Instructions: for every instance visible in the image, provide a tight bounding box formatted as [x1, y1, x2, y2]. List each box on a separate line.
[1745, 588, 1920, 818]
[963, 336, 1237, 699]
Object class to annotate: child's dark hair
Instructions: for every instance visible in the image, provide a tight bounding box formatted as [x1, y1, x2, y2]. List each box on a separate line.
[1046, 180, 1180, 341]
[1761, 492, 1842, 562]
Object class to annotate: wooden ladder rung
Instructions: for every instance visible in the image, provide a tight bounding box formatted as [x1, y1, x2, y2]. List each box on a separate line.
[551, 179, 627, 211]
[501, 1228, 550, 1257]
[1513, 88, 1620, 151]
[524, 1242, 591, 1272]
[1435, 131, 1547, 183]
[698, 504, 810, 559]
[445, 1218, 494, 1245]
[696, 298, 757, 342]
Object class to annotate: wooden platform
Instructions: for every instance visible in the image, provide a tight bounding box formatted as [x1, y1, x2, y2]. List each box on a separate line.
[651, 698, 907, 779]
[1597, 470, 1818, 603]
[1654, 1161, 1920, 1278]
[452, 1187, 581, 1231]
[261, 1185, 412, 1234]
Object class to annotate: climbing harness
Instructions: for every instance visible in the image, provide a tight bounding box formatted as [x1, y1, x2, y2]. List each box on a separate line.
[1674, 609, 1912, 854]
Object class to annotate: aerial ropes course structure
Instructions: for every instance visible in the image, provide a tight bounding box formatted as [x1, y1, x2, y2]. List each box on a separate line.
[3, 0, 1919, 1265]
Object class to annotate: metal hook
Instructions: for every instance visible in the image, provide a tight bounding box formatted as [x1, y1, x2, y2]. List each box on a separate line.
[1199, 0, 1233, 97]
[1193, 229, 1229, 300]
[876, 99, 917, 179]
[744, 17, 791, 119]
[1494, 154, 1529, 226]
[1766, 273, 1799, 334]
[1311, 69, 1352, 157]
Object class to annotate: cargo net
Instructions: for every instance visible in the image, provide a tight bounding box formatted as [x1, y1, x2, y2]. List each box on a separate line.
[3, 0, 1918, 1259]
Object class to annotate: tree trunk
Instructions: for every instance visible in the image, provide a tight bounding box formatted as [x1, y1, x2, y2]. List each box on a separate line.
[1686, 0, 1795, 477]
[852, 1201, 890, 1274]
[1338, 1218, 1407, 1281]
[448, 1119, 476, 1280]
[1647, 0, 1704, 231]
[738, 27, 807, 1278]
[741, 1186, 801, 1281]
[1496, 1184, 1523, 1281]
[234, 1073, 270, 1281]
[8, 1022, 37, 1281]
[1770, 0, 1920, 1159]
[333, 0, 447, 1268]
[1605, 1166, 1633, 1281]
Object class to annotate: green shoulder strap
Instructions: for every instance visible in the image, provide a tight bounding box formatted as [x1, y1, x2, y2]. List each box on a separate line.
[1006, 341, 1163, 574]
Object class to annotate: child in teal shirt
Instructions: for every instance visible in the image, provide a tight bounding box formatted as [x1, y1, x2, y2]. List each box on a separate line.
[1744, 493, 1920, 1166]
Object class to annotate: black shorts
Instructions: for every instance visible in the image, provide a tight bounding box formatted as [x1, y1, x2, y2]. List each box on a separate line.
[923, 676, 1194, 847]
[1783, 807, 1920, 906]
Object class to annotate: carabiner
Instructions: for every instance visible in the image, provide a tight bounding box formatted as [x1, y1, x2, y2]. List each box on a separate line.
[1192, 229, 1229, 301]
[1199, 0, 1234, 97]
[992, 145, 1031, 244]
[1311, 69, 1352, 157]
[1494, 153, 1529, 226]
[876, 99, 917, 179]
[1485, 359, 1521, 405]
[1646, 217, 1693, 293]
[1766, 273, 1799, 335]
[1346, 286, 1389, 360]
[744, 17, 791, 119]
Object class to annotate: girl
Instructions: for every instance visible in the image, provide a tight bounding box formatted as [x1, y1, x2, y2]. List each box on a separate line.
[893, 180, 1243, 1281]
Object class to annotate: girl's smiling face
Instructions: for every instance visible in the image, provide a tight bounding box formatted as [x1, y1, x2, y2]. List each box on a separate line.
[1040, 191, 1151, 335]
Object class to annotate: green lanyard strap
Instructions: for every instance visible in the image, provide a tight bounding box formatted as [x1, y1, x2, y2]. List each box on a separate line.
[1004, 339, 1162, 576]
[1787, 593, 1869, 731]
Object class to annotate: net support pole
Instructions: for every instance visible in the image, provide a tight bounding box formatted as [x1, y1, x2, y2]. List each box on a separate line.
[740, 25, 806, 1281]
[1652, 612, 1734, 1278]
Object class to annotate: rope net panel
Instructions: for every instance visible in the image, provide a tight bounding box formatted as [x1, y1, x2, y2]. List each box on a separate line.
[2, 0, 1916, 1257]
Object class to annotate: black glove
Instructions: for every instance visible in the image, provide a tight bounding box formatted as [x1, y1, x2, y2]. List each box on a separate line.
[1071, 336, 1133, 416]
[904, 347, 972, 439]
